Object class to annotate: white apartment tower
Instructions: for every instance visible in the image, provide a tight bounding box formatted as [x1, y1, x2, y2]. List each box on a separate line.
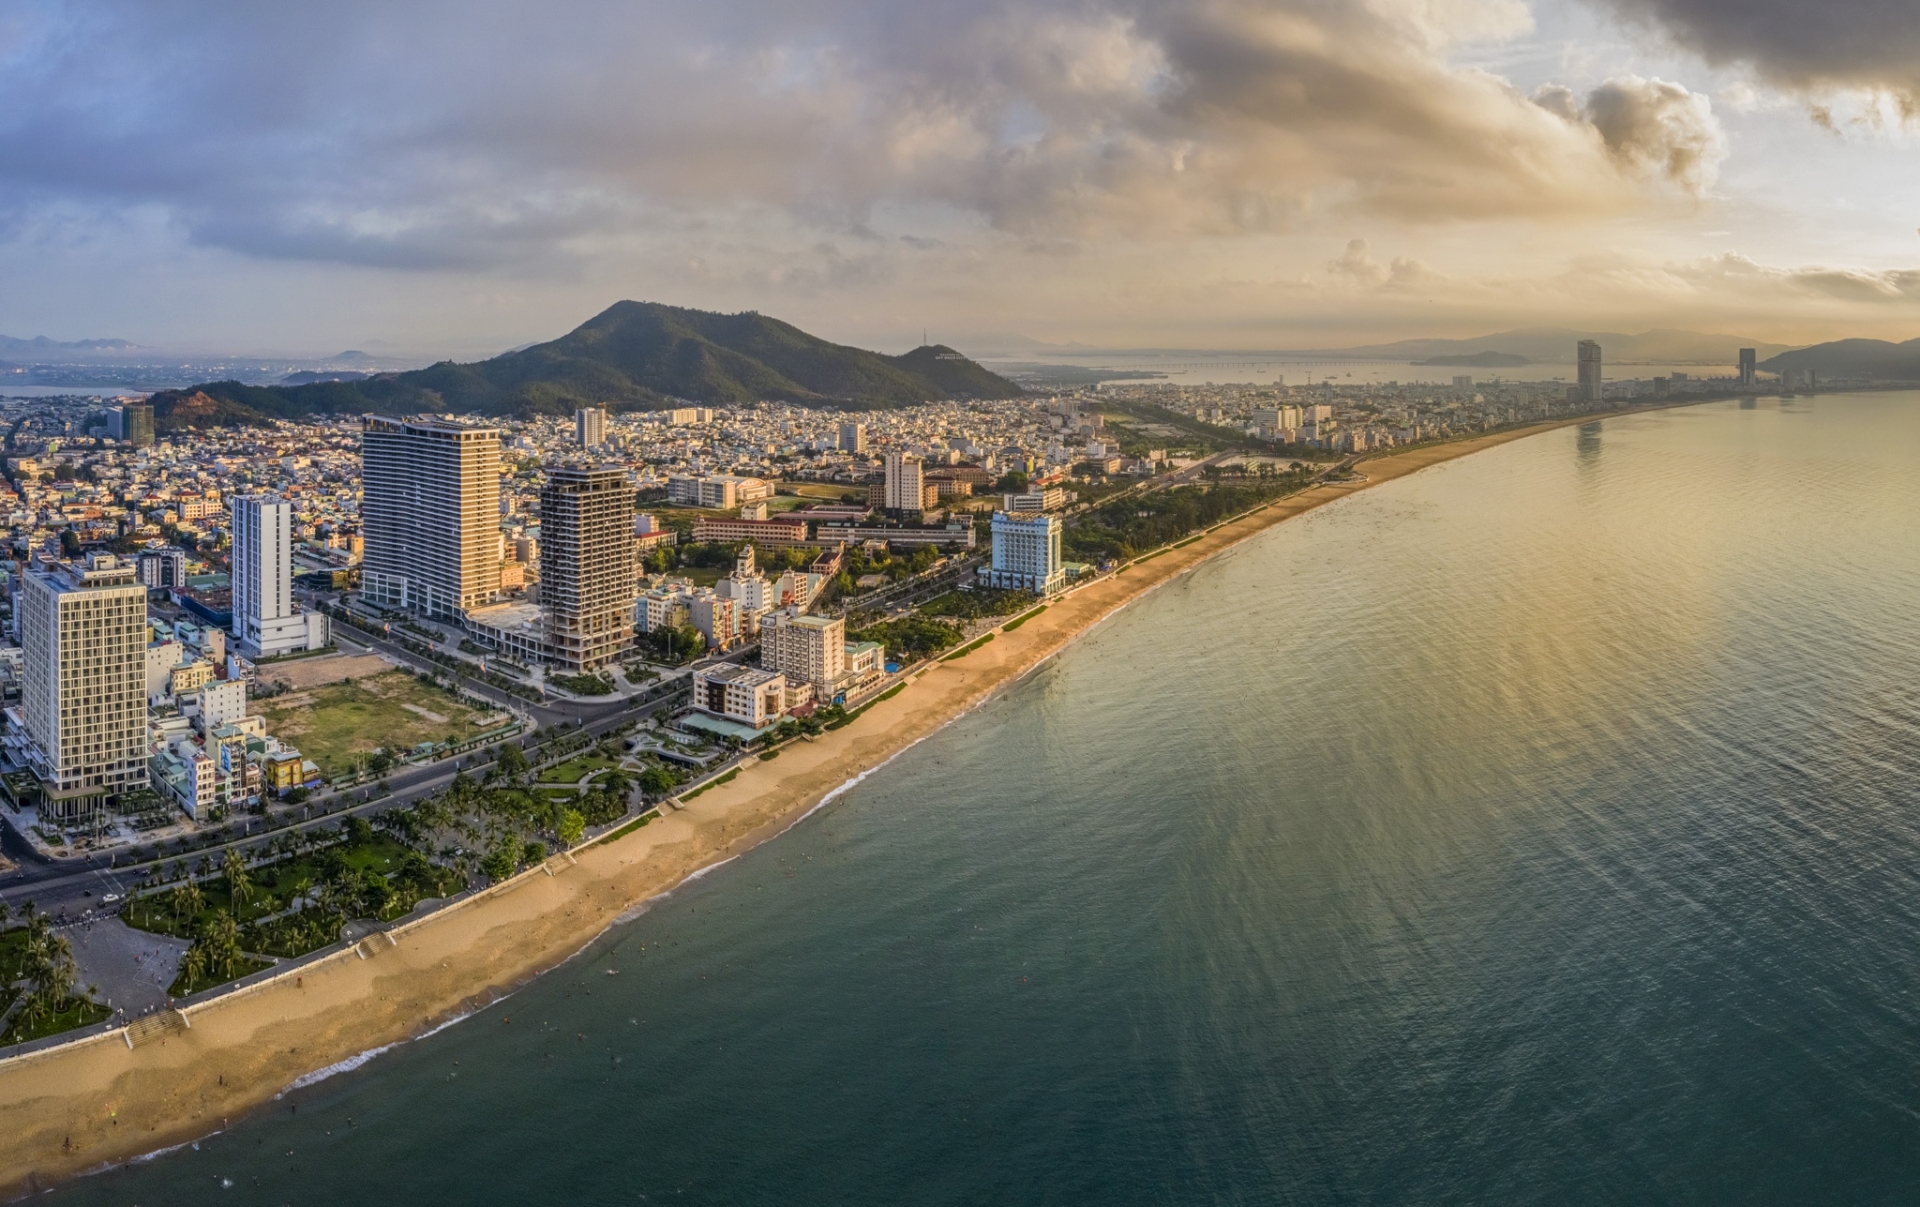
[361, 416, 502, 621]
[838, 422, 867, 453]
[575, 407, 608, 449]
[539, 464, 637, 670]
[19, 554, 148, 825]
[763, 613, 846, 694]
[883, 450, 925, 513]
[231, 494, 308, 657]
[987, 511, 1065, 594]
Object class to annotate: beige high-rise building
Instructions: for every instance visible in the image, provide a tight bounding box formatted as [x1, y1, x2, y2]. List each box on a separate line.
[19, 553, 148, 826]
[763, 612, 846, 694]
[883, 451, 925, 514]
[540, 465, 637, 670]
[575, 407, 608, 448]
[361, 416, 501, 621]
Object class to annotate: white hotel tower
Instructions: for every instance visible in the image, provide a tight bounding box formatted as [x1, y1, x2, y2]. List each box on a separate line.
[986, 511, 1065, 595]
[232, 494, 329, 657]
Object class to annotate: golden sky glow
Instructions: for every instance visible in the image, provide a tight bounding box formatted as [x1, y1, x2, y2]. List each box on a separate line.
[1, 0, 1916, 355]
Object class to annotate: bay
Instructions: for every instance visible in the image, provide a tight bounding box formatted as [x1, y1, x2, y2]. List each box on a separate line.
[55, 393, 1920, 1205]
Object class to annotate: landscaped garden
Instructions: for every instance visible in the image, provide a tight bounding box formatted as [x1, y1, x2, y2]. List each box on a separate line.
[123, 816, 467, 992]
[919, 587, 1034, 621]
[0, 906, 110, 1045]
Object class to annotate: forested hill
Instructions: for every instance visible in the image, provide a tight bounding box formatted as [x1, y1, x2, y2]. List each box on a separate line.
[148, 301, 1024, 429]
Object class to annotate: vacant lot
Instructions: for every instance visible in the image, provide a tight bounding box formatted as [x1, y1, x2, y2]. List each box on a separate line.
[259, 652, 395, 692]
[253, 671, 508, 778]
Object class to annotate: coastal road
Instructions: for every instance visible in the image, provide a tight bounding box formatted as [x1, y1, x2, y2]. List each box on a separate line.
[0, 679, 696, 924]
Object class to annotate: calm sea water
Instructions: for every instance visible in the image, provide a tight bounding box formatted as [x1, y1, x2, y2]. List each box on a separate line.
[55, 394, 1920, 1205]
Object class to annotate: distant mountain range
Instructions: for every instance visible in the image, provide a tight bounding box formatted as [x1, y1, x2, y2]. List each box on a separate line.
[148, 302, 1024, 428]
[1292, 327, 1794, 365]
[1415, 352, 1531, 368]
[1760, 338, 1920, 380]
[0, 334, 137, 359]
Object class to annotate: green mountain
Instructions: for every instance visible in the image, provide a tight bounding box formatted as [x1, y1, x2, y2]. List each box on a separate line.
[148, 301, 1024, 429]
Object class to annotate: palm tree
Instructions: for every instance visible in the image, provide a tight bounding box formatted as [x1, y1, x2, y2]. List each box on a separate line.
[171, 880, 203, 930]
[223, 849, 254, 913]
[179, 944, 207, 992]
[600, 770, 632, 804]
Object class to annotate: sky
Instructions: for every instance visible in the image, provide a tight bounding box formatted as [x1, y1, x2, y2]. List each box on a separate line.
[0, 0, 1917, 358]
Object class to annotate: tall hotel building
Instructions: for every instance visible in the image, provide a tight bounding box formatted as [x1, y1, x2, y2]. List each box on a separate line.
[539, 465, 637, 670]
[987, 511, 1065, 595]
[361, 417, 502, 621]
[763, 612, 846, 693]
[18, 554, 148, 825]
[1577, 340, 1604, 404]
[231, 494, 309, 656]
[575, 406, 608, 449]
[883, 450, 925, 514]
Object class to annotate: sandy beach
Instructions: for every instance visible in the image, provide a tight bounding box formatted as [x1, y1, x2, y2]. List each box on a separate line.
[0, 409, 1637, 1196]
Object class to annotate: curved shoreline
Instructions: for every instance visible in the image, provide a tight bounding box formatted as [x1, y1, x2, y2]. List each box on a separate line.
[0, 404, 1676, 1196]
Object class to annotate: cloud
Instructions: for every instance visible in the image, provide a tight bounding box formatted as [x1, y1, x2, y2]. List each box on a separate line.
[1601, 0, 1920, 103]
[1534, 76, 1725, 193]
[0, 0, 1733, 274]
[1326, 238, 1443, 288]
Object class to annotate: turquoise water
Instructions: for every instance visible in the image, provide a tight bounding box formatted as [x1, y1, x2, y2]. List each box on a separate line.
[55, 395, 1920, 1204]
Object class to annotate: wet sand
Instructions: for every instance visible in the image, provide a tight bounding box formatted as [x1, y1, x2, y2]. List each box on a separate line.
[0, 410, 1641, 1196]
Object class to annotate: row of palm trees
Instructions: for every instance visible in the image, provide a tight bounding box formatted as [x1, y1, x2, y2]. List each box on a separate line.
[0, 902, 82, 1035]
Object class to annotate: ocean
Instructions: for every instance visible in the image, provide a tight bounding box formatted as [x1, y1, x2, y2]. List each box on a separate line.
[54, 393, 1920, 1204]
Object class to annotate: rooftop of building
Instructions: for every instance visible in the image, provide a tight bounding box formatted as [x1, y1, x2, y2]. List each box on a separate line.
[465, 600, 547, 631]
[695, 662, 783, 687]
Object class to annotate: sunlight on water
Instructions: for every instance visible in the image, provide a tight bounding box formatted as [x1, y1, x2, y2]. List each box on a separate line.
[56, 394, 1920, 1206]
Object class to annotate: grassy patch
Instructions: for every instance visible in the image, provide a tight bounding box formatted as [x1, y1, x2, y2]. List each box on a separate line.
[1000, 606, 1047, 632]
[549, 672, 616, 696]
[537, 754, 619, 784]
[252, 671, 502, 779]
[941, 633, 995, 661]
[3, 997, 111, 1045]
[169, 957, 275, 999]
[758, 748, 781, 761]
[823, 681, 908, 731]
[592, 811, 659, 848]
[681, 768, 738, 801]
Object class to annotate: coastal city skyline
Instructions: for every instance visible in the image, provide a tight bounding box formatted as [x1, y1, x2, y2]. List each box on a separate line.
[0, 0, 1917, 1201]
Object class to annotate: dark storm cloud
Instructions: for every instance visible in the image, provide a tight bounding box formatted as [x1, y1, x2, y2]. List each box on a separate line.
[1601, 0, 1920, 97]
[0, 0, 1725, 272]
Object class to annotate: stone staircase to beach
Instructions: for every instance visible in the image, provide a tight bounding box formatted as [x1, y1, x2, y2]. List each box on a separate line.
[122, 1009, 189, 1048]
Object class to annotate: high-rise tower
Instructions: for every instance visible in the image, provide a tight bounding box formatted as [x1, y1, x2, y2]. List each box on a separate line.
[883, 450, 925, 514]
[575, 407, 608, 449]
[361, 416, 501, 621]
[1577, 340, 1603, 404]
[19, 554, 148, 826]
[539, 465, 636, 671]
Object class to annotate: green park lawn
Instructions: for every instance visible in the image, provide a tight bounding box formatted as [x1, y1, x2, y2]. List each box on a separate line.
[537, 754, 621, 785]
[253, 671, 506, 778]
